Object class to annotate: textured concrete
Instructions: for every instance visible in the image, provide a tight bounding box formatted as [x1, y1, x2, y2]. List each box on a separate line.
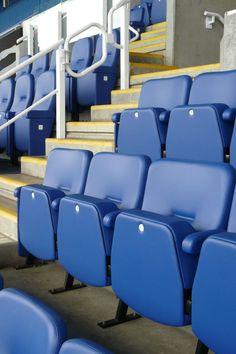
[221, 10, 236, 70]
[129, 35, 166, 50]
[0, 196, 17, 240]
[21, 156, 47, 179]
[129, 42, 166, 53]
[166, 0, 236, 68]
[0, 174, 42, 200]
[129, 53, 164, 64]
[141, 28, 166, 40]
[0, 262, 200, 354]
[91, 104, 138, 121]
[111, 88, 141, 104]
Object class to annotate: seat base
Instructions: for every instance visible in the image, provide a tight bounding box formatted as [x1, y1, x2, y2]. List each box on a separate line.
[49, 273, 87, 295]
[15, 255, 48, 270]
[98, 300, 141, 329]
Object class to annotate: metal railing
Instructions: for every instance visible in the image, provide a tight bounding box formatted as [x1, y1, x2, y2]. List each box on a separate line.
[204, 11, 224, 29]
[0, 0, 132, 140]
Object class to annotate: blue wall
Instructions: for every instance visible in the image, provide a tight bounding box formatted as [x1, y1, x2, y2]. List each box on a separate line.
[0, 0, 66, 35]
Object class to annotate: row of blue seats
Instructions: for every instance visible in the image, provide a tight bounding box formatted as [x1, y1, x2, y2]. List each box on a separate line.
[15, 148, 236, 353]
[130, 0, 166, 34]
[0, 277, 111, 353]
[0, 31, 119, 159]
[113, 70, 236, 166]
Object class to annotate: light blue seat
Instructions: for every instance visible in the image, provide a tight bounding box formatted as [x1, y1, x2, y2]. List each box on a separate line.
[130, 4, 150, 34]
[14, 70, 56, 156]
[16, 148, 93, 261]
[77, 30, 120, 106]
[111, 159, 235, 326]
[59, 339, 113, 354]
[15, 55, 32, 80]
[192, 187, 236, 354]
[57, 152, 150, 287]
[0, 288, 66, 354]
[166, 70, 236, 163]
[0, 78, 15, 152]
[114, 75, 192, 161]
[0, 74, 34, 158]
[31, 54, 49, 81]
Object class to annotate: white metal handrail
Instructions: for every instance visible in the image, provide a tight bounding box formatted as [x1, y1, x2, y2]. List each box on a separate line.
[64, 22, 108, 79]
[204, 11, 224, 29]
[16, 35, 28, 44]
[0, 89, 57, 132]
[129, 25, 139, 43]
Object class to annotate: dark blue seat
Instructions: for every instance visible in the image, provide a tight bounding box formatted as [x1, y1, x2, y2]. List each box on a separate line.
[59, 339, 113, 354]
[31, 54, 49, 81]
[0, 288, 66, 354]
[192, 187, 236, 354]
[111, 159, 235, 326]
[114, 76, 192, 161]
[166, 70, 236, 163]
[66, 37, 93, 113]
[0, 74, 34, 157]
[16, 148, 93, 261]
[14, 70, 56, 156]
[57, 152, 150, 287]
[0, 78, 15, 152]
[15, 55, 32, 80]
[150, 0, 166, 25]
[77, 30, 119, 106]
[130, 5, 148, 34]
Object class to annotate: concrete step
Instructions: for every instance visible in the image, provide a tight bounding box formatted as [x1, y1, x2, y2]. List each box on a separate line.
[0, 196, 17, 240]
[129, 52, 164, 64]
[21, 156, 47, 179]
[91, 103, 138, 121]
[129, 35, 166, 50]
[111, 87, 141, 104]
[130, 63, 221, 86]
[129, 42, 166, 54]
[66, 121, 114, 140]
[46, 138, 114, 155]
[141, 27, 166, 40]
[130, 62, 177, 75]
[0, 174, 42, 201]
[145, 21, 167, 32]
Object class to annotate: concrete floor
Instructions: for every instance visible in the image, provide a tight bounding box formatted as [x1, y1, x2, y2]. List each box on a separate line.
[0, 242, 201, 354]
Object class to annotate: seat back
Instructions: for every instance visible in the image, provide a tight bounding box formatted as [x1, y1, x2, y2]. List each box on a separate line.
[189, 70, 236, 106]
[15, 55, 32, 80]
[59, 339, 113, 354]
[70, 37, 93, 72]
[31, 54, 49, 81]
[49, 50, 56, 70]
[151, 0, 166, 24]
[44, 148, 93, 194]
[10, 74, 34, 112]
[142, 159, 235, 231]
[0, 78, 15, 112]
[93, 30, 120, 71]
[84, 152, 150, 209]
[138, 75, 192, 109]
[0, 288, 66, 354]
[130, 5, 144, 24]
[33, 71, 56, 111]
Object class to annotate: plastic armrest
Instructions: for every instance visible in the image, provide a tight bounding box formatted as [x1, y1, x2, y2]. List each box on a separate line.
[26, 110, 55, 119]
[14, 186, 22, 199]
[222, 107, 236, 122]
[182, 229, 224, 255]
[159, 110, 170, 123]
[51, 197, 63, 211]
[103, 210, 122, 228]
[112, 112, 121, 124]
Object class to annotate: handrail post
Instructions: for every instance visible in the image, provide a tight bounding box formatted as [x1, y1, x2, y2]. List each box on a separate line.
[56, 47, 66, 139]
[120, 2, 130, 89]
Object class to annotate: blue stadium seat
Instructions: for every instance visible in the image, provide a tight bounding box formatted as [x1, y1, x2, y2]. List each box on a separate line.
[49, 50, 56, 70]
[111, 159, 235, 326]
[0, 78, 15, 152]
[16, 148, 92, 261]
[130, 5, 149, 34]
[57, 152, 150, 287]
[66, 37, 93, 113]
[31, 54, 49, 81]
[59, 339, 113, 354]
[0, 74, 34, 157]
[15, 55, 32, 80]
[0, 274, 3, 290]
[166, 70, 236, 163]
[150, 0, 166, 25]
[191, 187, 236, 354]
[14, 70, 56, 156]
[0, 288, 66, 354]
[76, 30, 120, 106]
[114, 76, 192, 161]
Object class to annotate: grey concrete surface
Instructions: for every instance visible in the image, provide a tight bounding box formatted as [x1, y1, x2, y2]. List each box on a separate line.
[221, 10, 236, 70]
[0, 262, 200, 354]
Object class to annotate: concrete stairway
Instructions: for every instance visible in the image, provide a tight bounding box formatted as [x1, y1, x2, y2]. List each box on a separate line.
[0, 20, 221, 242]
